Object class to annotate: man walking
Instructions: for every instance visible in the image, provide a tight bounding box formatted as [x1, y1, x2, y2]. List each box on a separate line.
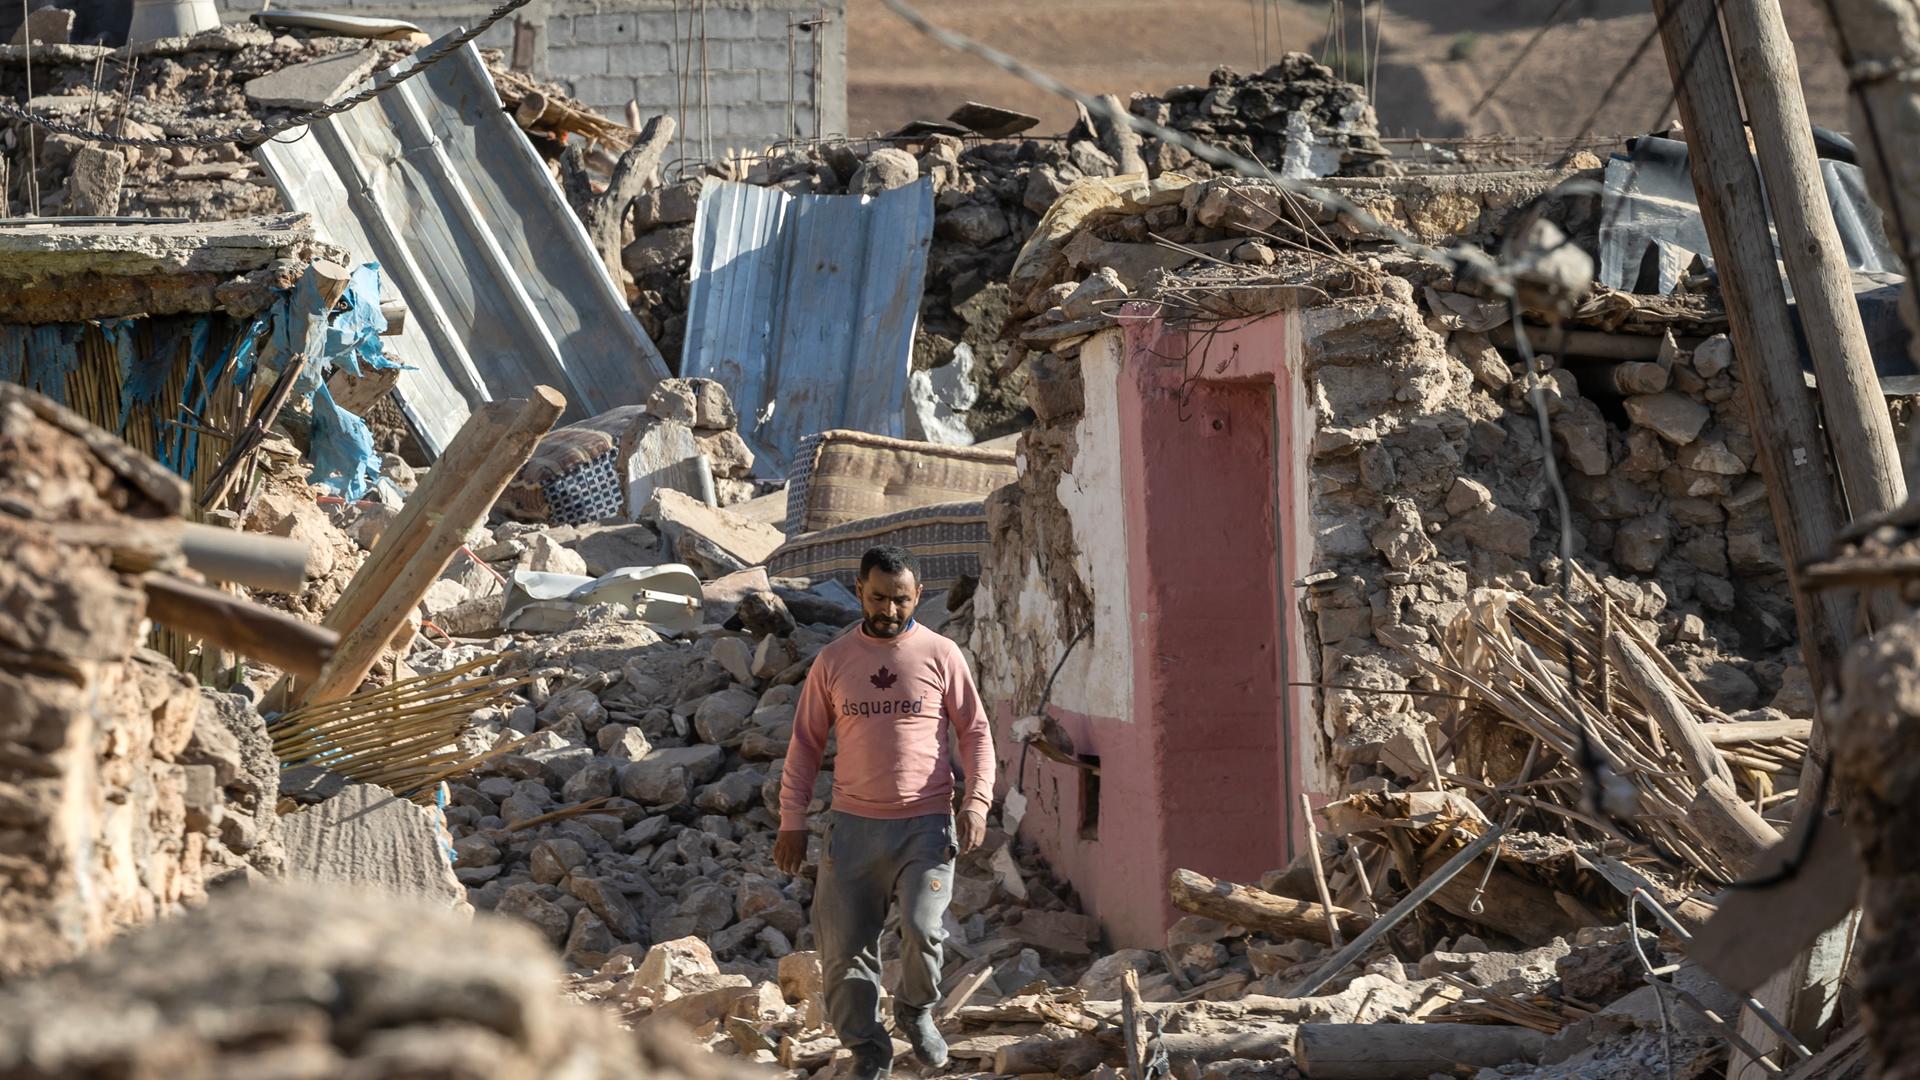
[774, 545, 996, 1079]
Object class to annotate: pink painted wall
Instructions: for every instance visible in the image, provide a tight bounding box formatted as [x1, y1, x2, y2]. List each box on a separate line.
[1001, 311, 1315, 949]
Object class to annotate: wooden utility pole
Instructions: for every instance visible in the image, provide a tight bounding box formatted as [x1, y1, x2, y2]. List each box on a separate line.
[1722, 0, 1908, 521]
[1651, 0, 1857, 694]
[1818, 0, 1920, 371]
[1650, 0, 1860, 1070]
[1812, 5, 1920, 1077]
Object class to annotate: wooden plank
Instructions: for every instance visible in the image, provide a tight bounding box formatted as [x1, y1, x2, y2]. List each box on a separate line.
[298, 387, 564, 705]
[1607, 629, 1735, 788]
[1702, 719, 1813, 745]
[1120, 969, 1146, 1080]
[1818, 2, 1920, 371]
[321, 394, 544, 638]
[1300, 794, 1344, 948]
[326, 365, 402, 416]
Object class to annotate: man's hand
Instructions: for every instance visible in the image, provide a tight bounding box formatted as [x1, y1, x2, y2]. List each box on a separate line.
[774, 829, 809, 875]
[957, 808, 987, 854]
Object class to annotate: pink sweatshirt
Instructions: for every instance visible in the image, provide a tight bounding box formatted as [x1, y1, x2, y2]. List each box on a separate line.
[779, 622, 996, 831]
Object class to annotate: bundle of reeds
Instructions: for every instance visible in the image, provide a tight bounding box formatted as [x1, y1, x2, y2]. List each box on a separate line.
[270, 652, 533, 804]
[1405, 565, 1808, 882]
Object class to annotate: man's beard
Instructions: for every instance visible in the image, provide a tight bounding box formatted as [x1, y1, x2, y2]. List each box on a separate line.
[864, 614, 907, 638]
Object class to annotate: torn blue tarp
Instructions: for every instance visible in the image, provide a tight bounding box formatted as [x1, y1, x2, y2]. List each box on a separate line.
[234, 261, 398, 499]
[307, 382, 380, 498]
[681, 178, 935, 474]
[325, 262, 399, 379]
[0, 258, 398, 498]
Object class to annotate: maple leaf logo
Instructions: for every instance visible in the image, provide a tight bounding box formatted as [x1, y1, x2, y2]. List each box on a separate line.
[870, 666, 898, 690]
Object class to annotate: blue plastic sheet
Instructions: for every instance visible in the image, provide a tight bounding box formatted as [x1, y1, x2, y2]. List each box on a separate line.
[324, 263, 400, 378]
[307, 382, 380, 499]
[0, 259, 399, 499]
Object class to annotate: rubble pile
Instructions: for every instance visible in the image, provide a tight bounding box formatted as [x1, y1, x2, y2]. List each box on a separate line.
[624, 57, 1389, 438]
[979, 167, 1820, 786]
[0, 387, 283, 977]
[417, 579, 1099, 993]
[0, 885, 755, 1079]
[0, 25, 413, 219]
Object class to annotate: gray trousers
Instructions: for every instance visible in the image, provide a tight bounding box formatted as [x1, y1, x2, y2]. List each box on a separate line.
[814, 810, 957, 1058]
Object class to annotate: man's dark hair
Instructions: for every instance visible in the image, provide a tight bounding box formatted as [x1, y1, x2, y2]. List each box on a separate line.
[858, 545, 920, 582]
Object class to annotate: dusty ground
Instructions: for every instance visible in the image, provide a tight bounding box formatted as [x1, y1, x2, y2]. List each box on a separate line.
[849, 0, 1853, 142]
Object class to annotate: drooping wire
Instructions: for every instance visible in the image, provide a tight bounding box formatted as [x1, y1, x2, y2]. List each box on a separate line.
[1468, 0, 1577, 120]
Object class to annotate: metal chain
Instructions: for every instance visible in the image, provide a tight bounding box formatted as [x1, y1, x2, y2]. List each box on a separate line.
[0, 0, 537, 149]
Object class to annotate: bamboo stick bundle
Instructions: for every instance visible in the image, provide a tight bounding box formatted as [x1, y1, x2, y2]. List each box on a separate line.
[269, 652, 528, 801]
[1404, 585, 1786, 881]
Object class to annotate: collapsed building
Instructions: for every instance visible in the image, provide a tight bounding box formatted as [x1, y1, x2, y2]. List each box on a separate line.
[0, 8, 1911, 1078]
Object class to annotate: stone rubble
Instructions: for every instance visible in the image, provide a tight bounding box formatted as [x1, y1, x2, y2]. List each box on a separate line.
[623, 57, 1389, 441]
[0, 387, 284, 977]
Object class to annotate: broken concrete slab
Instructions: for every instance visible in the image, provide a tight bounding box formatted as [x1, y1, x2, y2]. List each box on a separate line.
[10, 7, 73, 45]
[647, 490, 785, 580]
[280, 783, 467, 911]
[948, 101, 1041, 138]
[244, 47, 378, 109]
[0, 212, 329, 323]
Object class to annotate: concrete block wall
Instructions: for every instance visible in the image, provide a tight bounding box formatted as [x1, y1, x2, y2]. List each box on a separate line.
[216, 0, 847, 159]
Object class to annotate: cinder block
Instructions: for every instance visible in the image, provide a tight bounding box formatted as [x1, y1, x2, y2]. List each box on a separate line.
[696, 4, 755, 38]
[632, 73, 681, 110]
[629, 10, 681, 44]
[758, 69, 818, 106]
[571, 73, 640, 109]
[729, 35, 792, 71]
[570, 11, 639, 43]
[700, 70, 760, 105]
[607, 41, 672, 74]
[725, 103, 790, 143]
[549, 42, 611, 77]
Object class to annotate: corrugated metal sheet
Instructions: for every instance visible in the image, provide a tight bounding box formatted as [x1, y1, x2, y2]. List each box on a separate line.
[257, 40, 669, 456]
[681, 178, 933, 473]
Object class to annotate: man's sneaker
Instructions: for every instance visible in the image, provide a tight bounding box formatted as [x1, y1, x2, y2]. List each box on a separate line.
[896, 1007, 949, 1070]
[849, 1050, 892, 1080]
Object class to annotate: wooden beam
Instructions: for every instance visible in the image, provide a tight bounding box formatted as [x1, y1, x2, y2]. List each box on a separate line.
[1722, 0, 1907, 535]
[1168, 868, 1372, 945]
[298, 387, 564, 705]
[141, 573, 337, 683]
[1120, 969, 1146, 1080]
[561, 114, 677, 287]
[1817, 0, 1920, 362]
[1651, 0, 1857, 1068]
[325, 366, 402, 417]
[1294, 1023, 1548, 1079]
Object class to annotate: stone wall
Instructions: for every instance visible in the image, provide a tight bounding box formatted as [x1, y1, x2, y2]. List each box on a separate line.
[973, 169, 1841, 822]
[208, 0, 848, 156]
[0, 388, 281, 977]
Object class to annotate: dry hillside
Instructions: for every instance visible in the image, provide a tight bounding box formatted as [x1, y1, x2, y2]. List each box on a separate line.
[848, 0, 1853, 143]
